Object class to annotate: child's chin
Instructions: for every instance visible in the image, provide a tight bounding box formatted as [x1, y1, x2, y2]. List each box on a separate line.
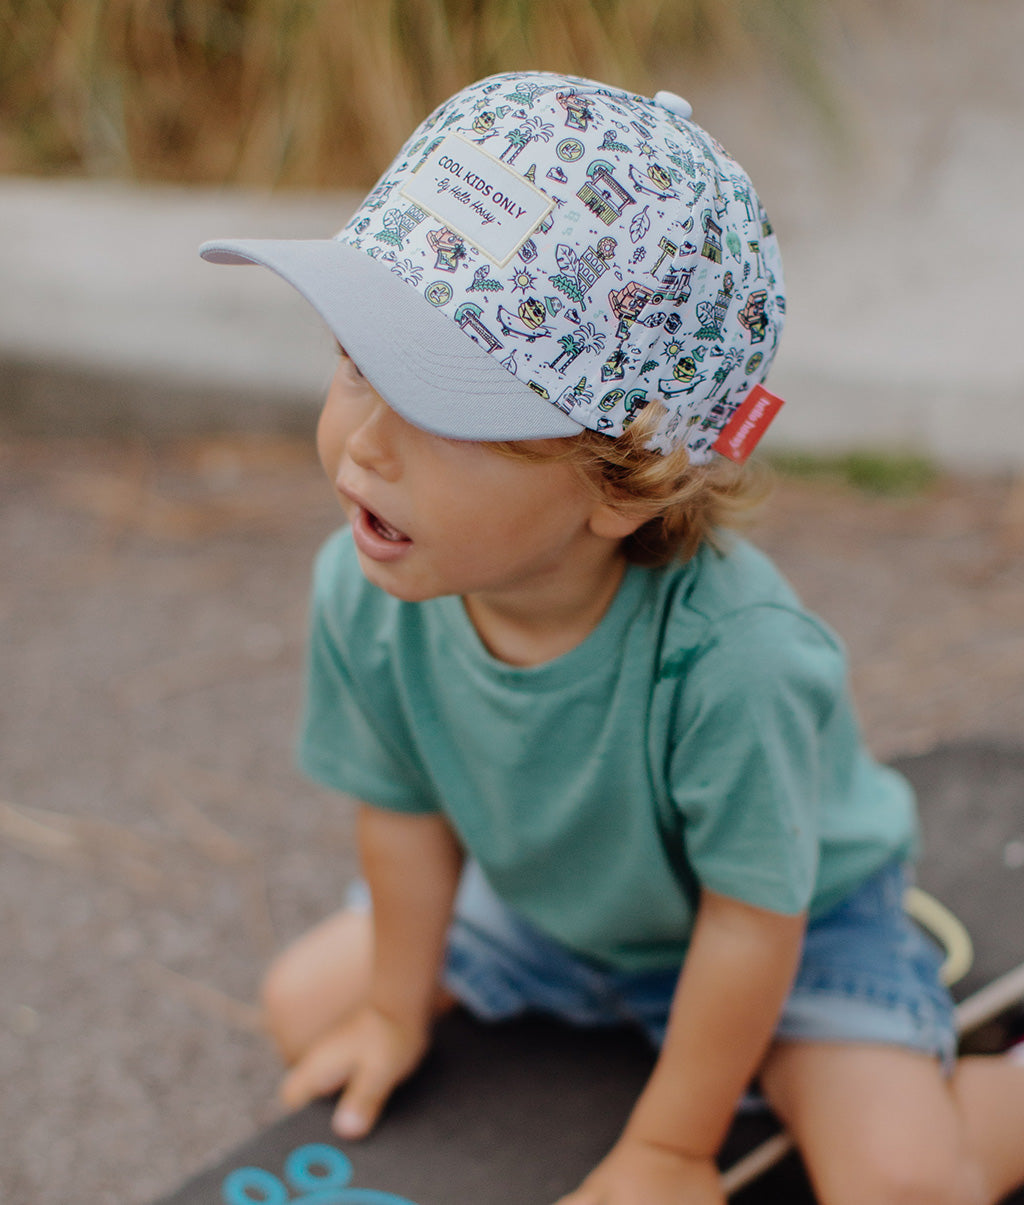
[354, 557, 445, 604]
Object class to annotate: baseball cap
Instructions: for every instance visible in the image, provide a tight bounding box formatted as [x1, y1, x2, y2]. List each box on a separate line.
[201, 70, 785, 463]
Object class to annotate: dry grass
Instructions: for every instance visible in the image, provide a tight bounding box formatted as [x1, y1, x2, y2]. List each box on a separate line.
[0, 0, 828, 187]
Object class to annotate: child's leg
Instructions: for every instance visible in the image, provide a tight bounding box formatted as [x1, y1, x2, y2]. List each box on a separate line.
[761, 1040, 1024, 1205]
[261, 907, 373, 1063]
[262, 905, 458, 1065]
[946, 1053, 1024, 1201]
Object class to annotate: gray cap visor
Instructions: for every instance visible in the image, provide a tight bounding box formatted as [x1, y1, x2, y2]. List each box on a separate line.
[199, 238, 581, 441]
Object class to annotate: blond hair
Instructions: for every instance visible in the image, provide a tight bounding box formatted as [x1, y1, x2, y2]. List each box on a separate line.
[488, 404, 770, 566]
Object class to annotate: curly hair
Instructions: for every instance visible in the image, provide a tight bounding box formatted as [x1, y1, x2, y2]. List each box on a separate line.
[487, 404, 771, 567]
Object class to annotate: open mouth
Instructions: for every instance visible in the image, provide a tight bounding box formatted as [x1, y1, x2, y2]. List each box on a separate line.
[339, 486, 413, 561]
[366, 509, 409, 542]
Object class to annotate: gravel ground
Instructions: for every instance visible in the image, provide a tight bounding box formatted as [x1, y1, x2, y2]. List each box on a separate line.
[1, 435, 1022, 1205]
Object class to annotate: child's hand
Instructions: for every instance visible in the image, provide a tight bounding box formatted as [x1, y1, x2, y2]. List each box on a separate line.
[279, 1003, 430, 1139]
[553, 1138, 725, 1205]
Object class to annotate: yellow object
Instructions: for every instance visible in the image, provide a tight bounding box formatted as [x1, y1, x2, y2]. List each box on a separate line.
[904, 886, 974, 986]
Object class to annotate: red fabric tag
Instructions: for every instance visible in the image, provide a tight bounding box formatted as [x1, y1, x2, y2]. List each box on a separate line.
[712, 384, 785, 463]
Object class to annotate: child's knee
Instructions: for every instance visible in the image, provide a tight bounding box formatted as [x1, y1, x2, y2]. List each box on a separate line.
[260, 948, 309, 1056]
[260, 948, 297, 1019]
[259, 909, 374, 1062]
[834, 1142, 985, 1205]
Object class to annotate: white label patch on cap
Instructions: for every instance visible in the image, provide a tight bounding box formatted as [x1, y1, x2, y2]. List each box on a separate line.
[401, 133, 554, 267]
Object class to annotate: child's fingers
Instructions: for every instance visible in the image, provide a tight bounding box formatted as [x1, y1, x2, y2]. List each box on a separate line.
[277, 1006, 428, 1137]
[332, 1063, 397, 1139]
[279, 1036, 355, 1109]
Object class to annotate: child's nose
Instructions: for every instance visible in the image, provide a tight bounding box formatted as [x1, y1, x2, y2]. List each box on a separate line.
[346, 401, 401, 481]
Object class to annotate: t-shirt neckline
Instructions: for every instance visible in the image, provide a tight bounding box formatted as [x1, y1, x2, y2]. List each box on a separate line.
[436, 561, 651, 685]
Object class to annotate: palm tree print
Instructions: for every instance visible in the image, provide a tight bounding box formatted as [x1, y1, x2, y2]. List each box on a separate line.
[547, 322, 606, 374]
[500, 115, 555, 163]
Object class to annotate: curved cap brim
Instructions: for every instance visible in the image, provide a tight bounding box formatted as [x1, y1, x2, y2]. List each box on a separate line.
[199, 238, 581, 441]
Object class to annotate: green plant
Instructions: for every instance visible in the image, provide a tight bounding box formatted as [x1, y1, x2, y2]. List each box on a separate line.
[769, 449, 939, 496]
[0, 0, 831, 186]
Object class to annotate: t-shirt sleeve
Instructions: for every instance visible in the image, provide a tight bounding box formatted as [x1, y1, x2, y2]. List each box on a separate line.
[296, 531, 441, 813]
[666, 604, 848, 915]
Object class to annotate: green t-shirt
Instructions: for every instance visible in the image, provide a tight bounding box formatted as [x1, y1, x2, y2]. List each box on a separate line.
[299, 527, 918, 972]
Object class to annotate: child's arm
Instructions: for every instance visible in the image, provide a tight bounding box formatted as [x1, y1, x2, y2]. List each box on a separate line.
[282, 802, 463, 1138]
[557, 888, 806, 1205]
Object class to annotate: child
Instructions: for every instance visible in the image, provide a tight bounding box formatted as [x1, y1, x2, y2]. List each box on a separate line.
[201, 72, 1024, 1205]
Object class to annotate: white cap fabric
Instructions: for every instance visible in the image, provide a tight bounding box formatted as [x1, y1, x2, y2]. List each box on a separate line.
[201, 71, 785, 462]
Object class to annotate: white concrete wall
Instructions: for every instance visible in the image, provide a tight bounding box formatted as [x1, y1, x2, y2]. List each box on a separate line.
[1, 0, 1020, 466]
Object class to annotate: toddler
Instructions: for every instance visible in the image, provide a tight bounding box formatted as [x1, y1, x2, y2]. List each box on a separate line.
[201, 71, 1024, 1205]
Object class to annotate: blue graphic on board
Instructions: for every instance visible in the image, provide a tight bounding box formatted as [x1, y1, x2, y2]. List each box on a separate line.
[221, 1143, 420, 1205]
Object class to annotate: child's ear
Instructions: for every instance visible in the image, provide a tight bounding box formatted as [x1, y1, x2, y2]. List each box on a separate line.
[587, 501, 654, 541]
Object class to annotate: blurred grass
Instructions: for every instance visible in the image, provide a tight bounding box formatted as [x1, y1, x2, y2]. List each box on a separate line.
[0, 0, 835, 188]
[769, 450, 940, 497]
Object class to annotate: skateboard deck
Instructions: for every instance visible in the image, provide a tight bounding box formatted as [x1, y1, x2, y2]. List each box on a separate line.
[154, 743, 1024, 1205]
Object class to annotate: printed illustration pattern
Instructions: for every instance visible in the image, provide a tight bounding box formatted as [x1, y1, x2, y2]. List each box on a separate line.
[339, 71, 785, 462]
[220, 1142, 419, 1204]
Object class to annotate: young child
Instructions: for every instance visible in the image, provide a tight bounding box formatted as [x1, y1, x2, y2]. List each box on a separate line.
[201, 72, 1024, 1205]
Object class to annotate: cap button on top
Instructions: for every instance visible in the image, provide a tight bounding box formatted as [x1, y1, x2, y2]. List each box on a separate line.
[653, 91, 693, 120]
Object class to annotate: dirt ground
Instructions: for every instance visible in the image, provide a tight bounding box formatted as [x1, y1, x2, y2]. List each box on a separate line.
[1, 435, 1023, 1205]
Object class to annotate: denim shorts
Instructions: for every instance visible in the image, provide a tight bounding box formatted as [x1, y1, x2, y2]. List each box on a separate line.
[439, 859, 957, 1067]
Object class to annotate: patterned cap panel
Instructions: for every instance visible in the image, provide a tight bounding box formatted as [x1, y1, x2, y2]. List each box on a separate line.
[338, 71, 784, 461]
